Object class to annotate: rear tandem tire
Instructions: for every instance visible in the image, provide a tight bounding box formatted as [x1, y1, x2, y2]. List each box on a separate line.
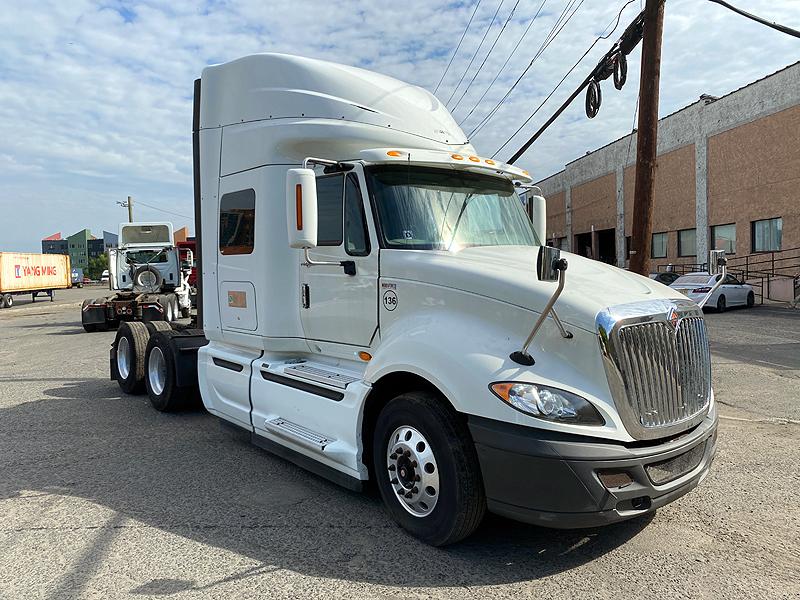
[113, 321, 150, 394]
[144, 331, 192, 412]
[4, 294, 14, 309]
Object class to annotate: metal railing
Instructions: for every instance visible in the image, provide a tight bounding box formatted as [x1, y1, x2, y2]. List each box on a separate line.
[655, 246, 800, 302]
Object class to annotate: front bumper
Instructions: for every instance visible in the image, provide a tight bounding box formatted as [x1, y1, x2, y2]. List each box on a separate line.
[469, 408, 718, 528]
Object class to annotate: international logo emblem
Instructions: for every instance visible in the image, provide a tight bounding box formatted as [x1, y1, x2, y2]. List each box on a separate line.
[666, 306, 680, 330]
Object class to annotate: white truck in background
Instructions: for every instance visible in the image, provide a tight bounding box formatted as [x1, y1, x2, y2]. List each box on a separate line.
[108, 54, 719, 546]
[81, 222, 192, 331]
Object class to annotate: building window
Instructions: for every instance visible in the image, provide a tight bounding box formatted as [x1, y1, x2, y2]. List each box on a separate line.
[651, 232, 667, 259]
[751, 218, 782, 252]
[678, 228, 696, 257]
[711, 223, 736, 255]
[316, 174, 344, 246]
[219, 189, 255, 255]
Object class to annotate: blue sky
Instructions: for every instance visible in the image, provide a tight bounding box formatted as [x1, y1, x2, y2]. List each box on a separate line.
[0, 0, 797, 251]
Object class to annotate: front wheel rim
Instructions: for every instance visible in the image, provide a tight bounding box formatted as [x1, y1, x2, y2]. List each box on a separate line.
[386, 426, 440, 518]
[148, 346, 167, 396]
[117, 336, 131, 380]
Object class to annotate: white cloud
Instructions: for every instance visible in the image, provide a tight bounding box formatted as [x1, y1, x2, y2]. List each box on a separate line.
[0, 0, 797, 251]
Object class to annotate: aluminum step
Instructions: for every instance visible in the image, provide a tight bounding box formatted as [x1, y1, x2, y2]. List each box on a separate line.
[283, 363, 360, 390]
[263, 417, 335, 451]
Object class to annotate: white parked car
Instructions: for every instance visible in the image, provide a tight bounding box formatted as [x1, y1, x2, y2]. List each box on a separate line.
[100, 269, 110, 283]
[670, 272, 755, 311]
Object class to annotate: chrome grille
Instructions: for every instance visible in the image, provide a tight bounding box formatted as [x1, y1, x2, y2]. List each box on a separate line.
[597, 300, 712, 440]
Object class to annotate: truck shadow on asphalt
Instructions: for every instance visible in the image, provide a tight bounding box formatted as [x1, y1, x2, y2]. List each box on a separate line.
[0, 377, 653, 591]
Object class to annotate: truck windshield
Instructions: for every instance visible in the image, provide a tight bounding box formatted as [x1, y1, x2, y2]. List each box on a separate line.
[125, 250, 169, 264]
[366, 165, 538, 250]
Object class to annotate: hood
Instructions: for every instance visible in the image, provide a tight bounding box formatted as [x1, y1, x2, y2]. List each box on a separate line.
[380, 246, 689, 332]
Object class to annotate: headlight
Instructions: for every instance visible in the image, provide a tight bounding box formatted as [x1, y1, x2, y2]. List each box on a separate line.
[490, 382, 605, 426]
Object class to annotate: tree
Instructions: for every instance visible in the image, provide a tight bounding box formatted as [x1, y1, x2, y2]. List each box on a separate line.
[86, 255, 109, 281]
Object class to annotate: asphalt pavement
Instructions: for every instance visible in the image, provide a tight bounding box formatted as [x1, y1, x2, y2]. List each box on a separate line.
[0, 288, 798, 599]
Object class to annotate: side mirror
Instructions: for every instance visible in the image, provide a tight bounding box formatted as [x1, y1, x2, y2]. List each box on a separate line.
[530, 193, 547, 244]
[708, 249, 726, 275]
[537, 245, 566, 282]
[286, 168, 318, 249]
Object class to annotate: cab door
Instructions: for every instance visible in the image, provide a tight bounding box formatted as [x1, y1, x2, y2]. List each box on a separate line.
[299, 168, 378, 348]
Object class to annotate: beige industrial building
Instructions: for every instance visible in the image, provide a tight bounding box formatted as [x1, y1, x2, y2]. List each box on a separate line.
[536, 62, 799, 287]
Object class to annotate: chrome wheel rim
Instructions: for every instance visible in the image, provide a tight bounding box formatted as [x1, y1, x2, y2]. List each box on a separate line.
[117, 336, 131, 380]
[386, 426, 440, 518]
[148, 346, 167, 396]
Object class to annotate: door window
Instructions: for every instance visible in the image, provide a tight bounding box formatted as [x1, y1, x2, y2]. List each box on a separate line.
[316, 175, 344, 246]
[344, 174, 369, 256]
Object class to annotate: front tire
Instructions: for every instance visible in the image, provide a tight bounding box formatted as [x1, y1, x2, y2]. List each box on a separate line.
[373, 392, 486, 546]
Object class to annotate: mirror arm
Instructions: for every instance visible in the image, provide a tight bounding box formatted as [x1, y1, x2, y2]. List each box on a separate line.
[302, 157, 338, 169]
[549, 308, 573, 339]
[510, 260, 569, 366]
[302, 248, 356, 276]
[698, 262, 727, 309]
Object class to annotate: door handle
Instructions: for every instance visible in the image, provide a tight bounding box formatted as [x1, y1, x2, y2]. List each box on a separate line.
[301, 284, 310, 309]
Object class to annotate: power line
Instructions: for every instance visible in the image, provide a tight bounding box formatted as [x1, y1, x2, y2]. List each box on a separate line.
[707, 0, 800, 39]
[458, 0, 549, 127]
[450, 0, 522, 113]
[504, 2, 644, 164]
[444, 0, 506, 108]
[433, 0, 484, 94]
[135, 199, 193, 220]
[467, 0, 585, 138]
[492, 0, 637, 158]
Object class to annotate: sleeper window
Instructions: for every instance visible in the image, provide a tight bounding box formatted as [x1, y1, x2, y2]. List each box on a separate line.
[344, 174, 369, 256]
[219, 189, 255, 255]
[316, 175, 344, 246]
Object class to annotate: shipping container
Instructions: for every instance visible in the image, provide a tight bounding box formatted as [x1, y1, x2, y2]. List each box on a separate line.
[0, 253, 71, 308]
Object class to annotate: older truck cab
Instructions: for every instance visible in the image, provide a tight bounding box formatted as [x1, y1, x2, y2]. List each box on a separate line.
[110, 54, 717, 546]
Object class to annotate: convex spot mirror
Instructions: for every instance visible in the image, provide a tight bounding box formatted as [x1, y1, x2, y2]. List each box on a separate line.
[537, 245, 566, 282]
[286, 168, 318, 249]
[708, 249, 727, 275]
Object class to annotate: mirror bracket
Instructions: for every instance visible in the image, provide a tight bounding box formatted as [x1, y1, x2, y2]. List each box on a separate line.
[510, 248, 571, 366]
[698, 250, 727, 308]
[302, 248, 357, 276]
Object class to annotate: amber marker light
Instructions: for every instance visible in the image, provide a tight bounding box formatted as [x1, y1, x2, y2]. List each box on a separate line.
[386, 150, 402, 157]
[485, 159, 496, 165]
[451, 154, 464, 160]
[468, 156, 480, 162]
[358, 351, 372, 361]
[295, 184, 303, 230]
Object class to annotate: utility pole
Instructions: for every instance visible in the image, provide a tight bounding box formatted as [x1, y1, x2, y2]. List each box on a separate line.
[628, 0, 665, 276]
[117, 196, 134, 222]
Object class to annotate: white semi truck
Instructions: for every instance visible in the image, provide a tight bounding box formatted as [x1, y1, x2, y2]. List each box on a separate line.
[82, 222, 192, 331]
[109, 54, 719, 546]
